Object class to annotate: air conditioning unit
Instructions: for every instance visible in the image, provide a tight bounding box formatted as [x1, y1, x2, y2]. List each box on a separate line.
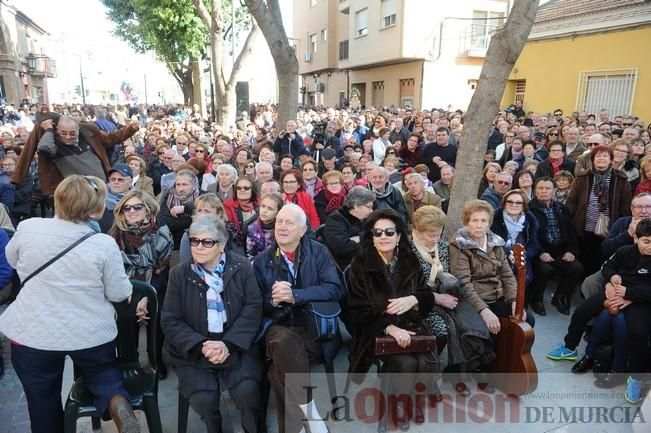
[304, 52, 313, 62]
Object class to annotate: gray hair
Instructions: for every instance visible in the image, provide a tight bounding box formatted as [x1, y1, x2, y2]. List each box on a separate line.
[58, 115, 78, 129]
[216, 163, 238, 181]
[255, 161, 273, 172]
[496, 171, 513, 182]
[189, 214, 229, 243]
[404, 172, 426, 184]
[343, 186, 376, 209]
[278, 203, 307, 227]
[504, 161, 519, 171]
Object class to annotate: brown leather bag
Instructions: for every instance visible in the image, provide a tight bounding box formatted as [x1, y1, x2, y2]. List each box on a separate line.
[374, 328, 436, 356]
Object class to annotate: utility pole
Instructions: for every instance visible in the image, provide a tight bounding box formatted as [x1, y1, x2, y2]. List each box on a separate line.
[144, 73, 148, 105]
[79, 59, 86, 105]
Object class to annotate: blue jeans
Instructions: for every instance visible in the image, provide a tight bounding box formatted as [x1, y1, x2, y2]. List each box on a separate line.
[11, 341, 129, 433]
[585, 309, 628, 372]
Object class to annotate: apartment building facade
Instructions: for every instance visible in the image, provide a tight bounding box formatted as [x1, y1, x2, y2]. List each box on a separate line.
[293, 0, 509, 110]
[0, 0, 55, 106]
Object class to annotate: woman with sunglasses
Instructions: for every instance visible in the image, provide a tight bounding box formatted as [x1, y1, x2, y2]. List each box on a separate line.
[161, 215, 263, 433]
[179, 194, 227, 263]
[193, 142, 212, 173]
[109, 190, 174, 378]
[347, 208, 437, 430]
[223, 176, 259, 255]
[490, 190, 541, 312]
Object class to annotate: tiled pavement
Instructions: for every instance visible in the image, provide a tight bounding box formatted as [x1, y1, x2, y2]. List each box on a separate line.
[1, 292, 647, 433]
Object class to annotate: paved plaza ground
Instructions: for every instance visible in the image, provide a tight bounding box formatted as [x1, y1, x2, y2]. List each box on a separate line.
[1, 290, 647, 433]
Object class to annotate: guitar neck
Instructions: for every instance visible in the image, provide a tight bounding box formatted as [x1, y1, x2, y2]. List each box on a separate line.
[514, 244, 526, 321]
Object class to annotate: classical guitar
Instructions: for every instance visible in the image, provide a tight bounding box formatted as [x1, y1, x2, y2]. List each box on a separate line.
[489, 243, 538, 396]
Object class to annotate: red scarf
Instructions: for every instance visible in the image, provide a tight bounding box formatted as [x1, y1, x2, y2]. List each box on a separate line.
[550, 157, 564, 175]
[238, 199, 255, 212]
[324, 188, 346, 214]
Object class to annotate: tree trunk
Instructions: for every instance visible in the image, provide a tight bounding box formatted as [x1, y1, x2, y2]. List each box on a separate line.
[218, 83, 237, 133]
[192, 0, 259, 128]
[192, 58, 207, 119]
[243, 0, 299, 130]
[446, 0, 539, 237]
[181, 73, 195, 106]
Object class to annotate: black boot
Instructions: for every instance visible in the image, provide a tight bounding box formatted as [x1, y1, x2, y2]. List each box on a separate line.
[552, 293, 570, 315]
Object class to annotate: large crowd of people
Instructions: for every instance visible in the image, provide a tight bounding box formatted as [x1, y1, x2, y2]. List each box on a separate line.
[0, 101, 650, 432]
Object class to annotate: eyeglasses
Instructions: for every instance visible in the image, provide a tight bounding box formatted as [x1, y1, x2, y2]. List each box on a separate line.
[123, 204, 145, 213]
[236, 185, 252, 191]
[550, 148, 564, 152]
[83, 176, 99, 192]
[109, 176, 127, 183]
[196, 150, 205, 153]
[326, 182, 341, 186]
[623, 123, 633, 127]
[189, 237, 220, 248]
[632, 205, 651, 210]
[372, 227, 397, 237]
[506, 200, 524, 206]
[303, 167, 315, 172]
[496, 180, 511, 186]
[57, 130, 77, 138]
[283, 180, 298, 185]
[548, 132, 558, 136]
[387, 151, 396, 155]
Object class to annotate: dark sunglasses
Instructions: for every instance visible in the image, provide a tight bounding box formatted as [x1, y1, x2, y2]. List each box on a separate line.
[548, 132, 558, 136]
[371, 227, 397, 237]
[496, 180, 511, 185]
[189, 237, 220, 248]
[387, 151, 396, 155]
[236, 185, 252, 191]
[623, 123, 633, 127]
[506, 200, 524, 206]
[122, 204, 145, 212]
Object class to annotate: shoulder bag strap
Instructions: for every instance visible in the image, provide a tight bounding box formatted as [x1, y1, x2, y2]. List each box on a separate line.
[19, 232, 97, 289]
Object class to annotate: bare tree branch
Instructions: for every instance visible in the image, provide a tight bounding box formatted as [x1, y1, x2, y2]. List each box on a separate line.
[190, 0, 212, 30]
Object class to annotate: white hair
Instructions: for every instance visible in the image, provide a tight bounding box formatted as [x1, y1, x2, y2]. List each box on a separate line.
[216, 163, 238, 180]
[278, 203, 307, 227]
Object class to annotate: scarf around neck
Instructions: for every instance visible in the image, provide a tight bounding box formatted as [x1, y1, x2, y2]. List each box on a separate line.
[593, 166, 612, 212]
[503, 210, 525, 247]
[550, 157, 564, 174]
[106, 189, 127, 211]
[324, 188, 346, 213]
[166, 177, 200, 210]
[412, 232, 443, 287]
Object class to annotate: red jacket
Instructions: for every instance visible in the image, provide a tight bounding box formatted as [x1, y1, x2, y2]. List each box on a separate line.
[285, 191, 321, 229]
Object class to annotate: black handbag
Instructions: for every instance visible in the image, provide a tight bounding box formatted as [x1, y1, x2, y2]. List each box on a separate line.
[303, 301, 341, 341]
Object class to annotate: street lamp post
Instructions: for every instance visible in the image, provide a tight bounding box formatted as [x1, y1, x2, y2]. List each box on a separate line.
[79, 58, 86, 105]
[206, 43, 216, 123]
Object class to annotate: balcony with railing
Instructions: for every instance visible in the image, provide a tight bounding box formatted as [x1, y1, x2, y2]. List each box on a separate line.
[26, 54, 57, 78]
[458, 23, 500, 58]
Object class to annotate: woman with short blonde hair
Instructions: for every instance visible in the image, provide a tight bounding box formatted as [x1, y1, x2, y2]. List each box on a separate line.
[55, 175, 107, 223]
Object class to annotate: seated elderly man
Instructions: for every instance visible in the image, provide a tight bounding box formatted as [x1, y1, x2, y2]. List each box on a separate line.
[98, 163, 133, 233]
[367, 164, 408, 222]
[12, 114, 139, 196]
[403, 169, 442, 224]
[254, 203, 343, 433]
[481, 171, 512, 211]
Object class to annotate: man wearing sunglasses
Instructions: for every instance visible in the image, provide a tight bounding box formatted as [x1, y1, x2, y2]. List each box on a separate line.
[12, 114, 139, 196]
[98, 163, 133, 233]
[481, 172, 512, 211]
